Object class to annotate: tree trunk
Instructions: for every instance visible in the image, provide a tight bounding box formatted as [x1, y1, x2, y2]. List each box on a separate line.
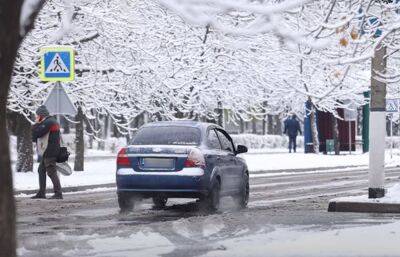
[98, 114, 108, 150]
[84, 115, 94, 149]
[0, 2, 25, 256]
[252, 117, 257, 134]
[6, 111, 18, 134]
[239, 117, 244, 133]
[61, 115, 70, 134]
[310, 106, 320, 154]
[74, 106, 84, 171]
[332, 116, 340, 155]
[274, 115, 282, 135]
[267, 114, 274, 134]
[120, 115, 130, 144]
[15, 112, 33, 172]
[0, 106, 15, 257]
[217, 101, 223, 126]
[112, 123, 121, 138]
[262, 114, 266, 135]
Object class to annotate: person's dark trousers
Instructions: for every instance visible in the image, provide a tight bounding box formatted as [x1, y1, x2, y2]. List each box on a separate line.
[288, 136, 297, 153]
[35, 161, 46, 196]
[44, 157, 62, 196]
[35, 157, 62, 197]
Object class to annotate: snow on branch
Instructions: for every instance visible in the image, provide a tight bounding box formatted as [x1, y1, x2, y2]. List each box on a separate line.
[20, 0, 45, 36]
[158, 0, 320, 46]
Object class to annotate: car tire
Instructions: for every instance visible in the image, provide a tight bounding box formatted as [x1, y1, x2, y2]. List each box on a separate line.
[235, 172, 249, 209]
[203, 179, 221, 212]
[152, 195, 168, 209]
[118, 192, 135, 212]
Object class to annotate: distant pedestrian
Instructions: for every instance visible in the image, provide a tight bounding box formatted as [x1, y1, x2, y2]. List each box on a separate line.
[31, 105, 63, 199]
[284, 113, 302, 153]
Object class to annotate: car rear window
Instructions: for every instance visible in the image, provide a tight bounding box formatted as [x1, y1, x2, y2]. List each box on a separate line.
[132, 126, 201, 145]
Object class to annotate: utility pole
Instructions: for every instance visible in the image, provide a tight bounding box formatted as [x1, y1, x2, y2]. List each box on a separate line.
[368, 43, 387, 198]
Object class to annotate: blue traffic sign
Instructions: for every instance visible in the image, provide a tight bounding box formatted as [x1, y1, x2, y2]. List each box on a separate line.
[40, 46, 75, 82]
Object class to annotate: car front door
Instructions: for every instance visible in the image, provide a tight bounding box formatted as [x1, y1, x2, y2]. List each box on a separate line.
[215, 129, 243, 193]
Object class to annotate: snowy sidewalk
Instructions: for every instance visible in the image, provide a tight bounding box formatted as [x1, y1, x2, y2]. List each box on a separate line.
[14, 150, 400, 194]
[245, 150, 400, 172]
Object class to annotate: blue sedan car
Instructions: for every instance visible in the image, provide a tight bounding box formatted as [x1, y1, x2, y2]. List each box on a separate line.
[116, 121, 249, 212]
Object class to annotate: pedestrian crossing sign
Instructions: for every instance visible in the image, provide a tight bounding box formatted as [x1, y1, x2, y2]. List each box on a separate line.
[40, 46, 75, 82]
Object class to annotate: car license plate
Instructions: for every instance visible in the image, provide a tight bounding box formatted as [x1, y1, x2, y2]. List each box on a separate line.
[141, 158, 174, 170]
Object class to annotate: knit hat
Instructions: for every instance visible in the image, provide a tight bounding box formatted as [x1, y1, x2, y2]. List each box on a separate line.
[36, 105, 50, 117]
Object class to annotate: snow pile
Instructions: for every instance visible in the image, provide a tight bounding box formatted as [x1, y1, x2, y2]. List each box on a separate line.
[330, 184, 400, 204]
[231, 134, 303, 149]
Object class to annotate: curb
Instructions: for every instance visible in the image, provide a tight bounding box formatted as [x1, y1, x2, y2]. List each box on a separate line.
[328, 201, 400, 213]
[69, 155, 115, 162]
[15, 183, 116, 196]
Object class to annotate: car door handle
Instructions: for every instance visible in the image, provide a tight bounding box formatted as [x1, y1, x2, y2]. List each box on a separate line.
[217, 157, 222, 160]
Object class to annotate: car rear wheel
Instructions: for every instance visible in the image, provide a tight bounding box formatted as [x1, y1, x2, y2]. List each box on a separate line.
[118, 192, 135, 212]
[152, 195, 168, 209]
[235, 173, 249, 209]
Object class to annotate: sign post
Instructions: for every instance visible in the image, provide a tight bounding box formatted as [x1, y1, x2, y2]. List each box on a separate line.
[390, 115, 393, 159]
[40, 46, 76, 117]
[344, 101, 357, 155]
[386, 99, 399, 159]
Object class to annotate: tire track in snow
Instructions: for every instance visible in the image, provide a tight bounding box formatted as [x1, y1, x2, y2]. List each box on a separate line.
[247, 167, 400, 206]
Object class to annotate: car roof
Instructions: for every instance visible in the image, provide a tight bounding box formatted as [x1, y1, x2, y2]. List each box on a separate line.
[141, 120, 222, 132]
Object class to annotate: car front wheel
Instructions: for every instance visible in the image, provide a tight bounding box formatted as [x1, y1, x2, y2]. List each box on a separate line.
[235, 173, 249, 209]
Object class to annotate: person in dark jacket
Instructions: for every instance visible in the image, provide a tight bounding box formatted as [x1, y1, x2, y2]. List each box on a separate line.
[31, 105, 63, 199]
[283, 113, 302, 153]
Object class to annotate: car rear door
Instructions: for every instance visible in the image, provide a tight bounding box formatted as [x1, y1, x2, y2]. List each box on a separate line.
[215, 129, 243, 192]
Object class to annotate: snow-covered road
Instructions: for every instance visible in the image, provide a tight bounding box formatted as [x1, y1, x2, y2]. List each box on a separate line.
[16, 165, 400, 257]
[14, 151, 400, 192]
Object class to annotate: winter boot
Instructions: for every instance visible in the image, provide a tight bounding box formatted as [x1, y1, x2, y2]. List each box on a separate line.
[31, 193, 46, 199]
[48, 194, 63, 200]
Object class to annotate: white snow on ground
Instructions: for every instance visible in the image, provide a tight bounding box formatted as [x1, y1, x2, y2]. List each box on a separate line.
[86, 231, 174, 257]
[241, 150, 400, 172]
[14, 159, 116, 191]
[331, 184, 400, 204]
[13, 150, 400, 192]
[201, 222, 400, 257]
[49, 221, 400, 257]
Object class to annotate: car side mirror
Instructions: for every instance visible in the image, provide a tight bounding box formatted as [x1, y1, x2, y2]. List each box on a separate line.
[236, 145, 248, 155]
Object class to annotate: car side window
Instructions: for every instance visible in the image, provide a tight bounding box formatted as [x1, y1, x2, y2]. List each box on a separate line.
[216, 129, 234, 153]
[207, 129, 221, 149]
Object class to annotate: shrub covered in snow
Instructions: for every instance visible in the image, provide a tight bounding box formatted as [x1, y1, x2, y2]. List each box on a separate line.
[231, 134, 304, 149]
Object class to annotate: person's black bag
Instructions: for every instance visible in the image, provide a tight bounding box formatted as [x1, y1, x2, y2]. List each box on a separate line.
[57, 147, 70, 163]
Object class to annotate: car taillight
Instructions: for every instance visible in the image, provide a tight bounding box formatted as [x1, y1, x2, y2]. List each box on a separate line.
[117, 148, 130, 166]
[184, 148, 205, 168]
